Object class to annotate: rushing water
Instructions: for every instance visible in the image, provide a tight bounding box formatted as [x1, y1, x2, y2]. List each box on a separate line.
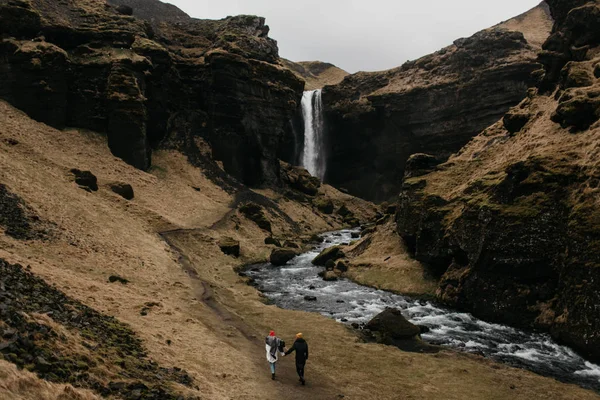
[301, 89, 326, 180]
[245, 229, 600, 392]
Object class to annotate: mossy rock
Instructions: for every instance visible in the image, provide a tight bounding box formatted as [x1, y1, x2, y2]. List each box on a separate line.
[312, 246, 345, 266]
[269, 248, 297, 266]
[503, 108, 531, 134]
[218, 237, 240, 257]
[313, 197, 334, 214]
[239, 202, 272, 232]
[552, 95, 600, 131]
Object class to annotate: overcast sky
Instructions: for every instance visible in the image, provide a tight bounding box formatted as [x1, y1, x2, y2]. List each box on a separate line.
[167, 0, 543, 73]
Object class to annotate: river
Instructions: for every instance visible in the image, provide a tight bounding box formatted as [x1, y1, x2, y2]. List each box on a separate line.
[245, 229, 600, 392]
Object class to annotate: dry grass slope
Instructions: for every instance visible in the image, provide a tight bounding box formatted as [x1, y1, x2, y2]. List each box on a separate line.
[0, 100, 598, 399]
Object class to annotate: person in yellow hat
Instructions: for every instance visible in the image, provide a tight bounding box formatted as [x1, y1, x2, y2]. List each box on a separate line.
[283, 333, 309, 385]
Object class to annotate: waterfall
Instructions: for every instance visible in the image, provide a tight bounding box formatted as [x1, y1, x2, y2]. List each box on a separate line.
[301, 89, 325, 180]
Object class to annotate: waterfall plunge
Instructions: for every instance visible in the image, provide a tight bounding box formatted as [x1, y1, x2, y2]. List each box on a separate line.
[301, 89, 326, 181]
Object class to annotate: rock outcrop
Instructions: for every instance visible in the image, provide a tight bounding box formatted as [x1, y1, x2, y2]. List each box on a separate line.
[396, 0, 600, 361]
[321, 3, 553, 201]
[0, 0, 304, 186]
[281, 59, 348, 90]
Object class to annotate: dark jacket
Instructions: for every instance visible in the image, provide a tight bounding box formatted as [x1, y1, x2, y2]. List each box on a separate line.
[285, 338, 308, 364]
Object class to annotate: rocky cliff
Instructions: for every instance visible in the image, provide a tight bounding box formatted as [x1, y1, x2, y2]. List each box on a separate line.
[321, 3, 553, 202]
[0, 0, 304, 187]
[282, 59, 348, 90]
[396, 0, 600, 361]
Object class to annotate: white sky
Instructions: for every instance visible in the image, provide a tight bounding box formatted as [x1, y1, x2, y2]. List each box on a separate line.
[166, 0, 544, 73]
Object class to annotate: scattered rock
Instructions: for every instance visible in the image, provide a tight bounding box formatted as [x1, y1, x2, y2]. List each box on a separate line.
[283, 240, 300, 249]
[70, 169, 98, 192]
[280, 161, 321, 196]
[404, 154, 439, 178]
[218, 237, 240, 257]
[308, 285, 316, 290]
[312, 246, 345, 266]
[314, 197, 334, 214]
[309, 234, 324, 243]
[337, 204, 352, 218]
[503, 108, 531, 134]
[304, 296, 317, 302]
[322, 271, 339, 281]
[325, 259, 336, 271]
[108, 275, 129, 284]
[239, 203, 272, 232]
[269, 249, 297, 266]
[335, 261, 348, 273]
[351, 232, 360, 239]
[365, 308, 421, 340]
[337, 300, 346, 304]
[361, 226, 376, 236]
[109, 183, 134, 200]
[417, 325, 431, 334]
[4, 138, 18, 145]
[264, 237, 281, 247]
[552, 93, 600, 131]
[115, 4, 133, 15]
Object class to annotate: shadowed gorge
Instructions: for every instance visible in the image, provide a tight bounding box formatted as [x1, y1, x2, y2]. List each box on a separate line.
[320, 3, 553, 201]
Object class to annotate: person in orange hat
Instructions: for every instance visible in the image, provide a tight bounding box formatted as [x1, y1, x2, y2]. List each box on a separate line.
[284, 333, 309, 385]
[265, 330, 285, 380]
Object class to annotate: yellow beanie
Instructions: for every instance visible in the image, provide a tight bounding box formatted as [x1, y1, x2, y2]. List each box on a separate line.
[296, 332, 303, 338]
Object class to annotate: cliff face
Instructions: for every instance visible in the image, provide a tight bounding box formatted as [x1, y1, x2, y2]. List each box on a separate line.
[0, 0, 304, 186]
[321, 3, 553, 202]
[396, 0, 600, 361]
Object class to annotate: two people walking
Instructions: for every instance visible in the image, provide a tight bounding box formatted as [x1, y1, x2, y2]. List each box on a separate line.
[265, 331, 309, 385]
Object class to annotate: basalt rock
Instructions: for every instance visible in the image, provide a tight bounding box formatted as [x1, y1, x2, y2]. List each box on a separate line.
[269, 249, 297, 266]
[218, 237, 240, 257]
[70, 169, 98, 192]
[321, 4, 552, 201]
[110, 182, 135, 200]
[312, 245, 345, 266]
[0, 0, 304, 186]
[396, 0, 600, 363]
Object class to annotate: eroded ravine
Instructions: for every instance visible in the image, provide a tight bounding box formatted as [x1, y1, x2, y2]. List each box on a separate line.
[245, 229, 600, 393]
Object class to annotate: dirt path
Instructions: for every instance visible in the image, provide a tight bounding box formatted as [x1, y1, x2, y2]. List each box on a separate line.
[159, 228, 341, 399]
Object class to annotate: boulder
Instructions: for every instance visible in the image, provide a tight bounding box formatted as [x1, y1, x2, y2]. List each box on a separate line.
[280, 161, 321, 196]
[337, 204, 352, 218]
[218, 237, 240, 257]
[503, 109, 531, 134]
[283, 240, 300, 249]
[325, 259, 336, 271]
[309, 234, 324, 243]
[264, 236, 281, 247]
[314, 197, 334, 214]
[110, 183, 134, 200]
[335, 261, 348, 273]
[319, 270, 338, 281]
[115, 4, 133, 15]
[269, 249, 297, 266]
[365, 308, 421, 340]
[304, 295, 317, 301]
[404, 154, 439, 178]
[312, 246, 345, 266]
[351, 232, 360, 239]
[239, 203, 272, 233]
[70, 169, 98, 192]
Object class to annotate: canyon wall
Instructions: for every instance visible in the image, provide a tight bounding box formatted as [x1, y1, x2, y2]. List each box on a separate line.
[0, 0, 304, 187]
[396, 0, 600, 361]
[321, 3, 553, 202]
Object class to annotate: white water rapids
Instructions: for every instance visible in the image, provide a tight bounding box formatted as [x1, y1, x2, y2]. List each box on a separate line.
[301, 89, 326, 181]
[245, 229, 600, 393]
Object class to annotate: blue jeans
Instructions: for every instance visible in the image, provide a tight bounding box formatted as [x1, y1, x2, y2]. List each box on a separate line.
[269, 362, 276, 374]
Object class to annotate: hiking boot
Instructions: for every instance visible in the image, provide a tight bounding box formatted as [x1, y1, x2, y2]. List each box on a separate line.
[271, 373, 275, 380]
[301, 379, 305, 386]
